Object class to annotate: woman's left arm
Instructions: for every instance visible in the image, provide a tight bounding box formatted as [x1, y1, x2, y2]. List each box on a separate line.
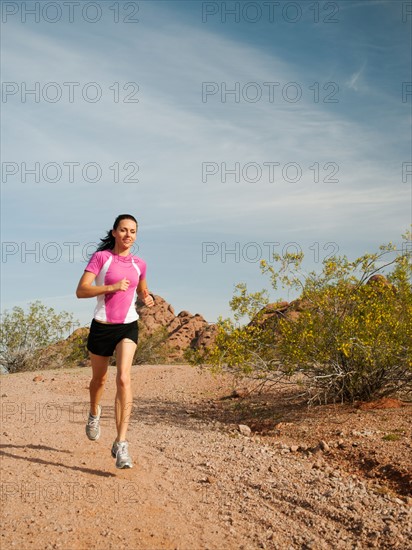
[137, 279, 155, 307]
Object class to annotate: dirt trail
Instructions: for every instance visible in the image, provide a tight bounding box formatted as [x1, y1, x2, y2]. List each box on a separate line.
[1, 365, 411, 549]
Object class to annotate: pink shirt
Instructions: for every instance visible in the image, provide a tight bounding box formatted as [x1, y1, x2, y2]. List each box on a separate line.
[85, 250, 147, 324]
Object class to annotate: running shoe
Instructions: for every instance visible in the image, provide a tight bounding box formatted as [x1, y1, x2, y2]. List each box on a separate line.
[111, 440, 120, 458]
[85, 404, 101, 441]
[115, 441, 133, 469]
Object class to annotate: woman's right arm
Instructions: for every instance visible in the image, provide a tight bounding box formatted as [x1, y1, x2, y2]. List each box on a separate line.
[76, 271, 129, 298]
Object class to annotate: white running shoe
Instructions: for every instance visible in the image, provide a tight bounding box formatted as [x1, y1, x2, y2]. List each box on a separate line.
[115, 441, 133, 469]
[85, 405, 101, 441]
[111, 440, 120, 458]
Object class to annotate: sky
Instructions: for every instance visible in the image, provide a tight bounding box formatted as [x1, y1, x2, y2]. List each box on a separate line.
[1, 0, 411, 330]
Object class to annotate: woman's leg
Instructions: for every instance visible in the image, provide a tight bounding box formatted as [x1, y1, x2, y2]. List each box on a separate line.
[89, 353, 110, 415]
[114, 339, 136, 442]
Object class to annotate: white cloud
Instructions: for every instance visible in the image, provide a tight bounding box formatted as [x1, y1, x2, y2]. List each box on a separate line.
[345, 62, 367, 92]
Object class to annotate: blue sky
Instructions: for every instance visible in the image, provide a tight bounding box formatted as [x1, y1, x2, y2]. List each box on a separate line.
[1, 0, 411, 328]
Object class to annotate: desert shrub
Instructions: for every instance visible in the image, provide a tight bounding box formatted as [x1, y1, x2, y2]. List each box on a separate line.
[133, 326, 172, 364]
[65, 328, 90, 364]
[277, 275, 411, 403]
[187, 287, 281, 376]
[190, 232, 412, 404]
[0, 301, 77, 373]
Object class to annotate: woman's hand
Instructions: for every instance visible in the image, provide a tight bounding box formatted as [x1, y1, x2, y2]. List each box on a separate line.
[137, 280, 154, 307]
[113, 278, 130, 292]
[143, 292, 155, 307]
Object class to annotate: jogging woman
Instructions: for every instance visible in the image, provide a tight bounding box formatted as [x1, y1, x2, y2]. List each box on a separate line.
[76, 214, 154, 469]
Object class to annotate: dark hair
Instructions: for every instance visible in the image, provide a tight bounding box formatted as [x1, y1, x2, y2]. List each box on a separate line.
[96, 214, 138, 252]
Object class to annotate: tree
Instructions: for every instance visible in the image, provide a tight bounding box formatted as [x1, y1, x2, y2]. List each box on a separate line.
[0, 301, 76, 373]
[190, 231, 412, 404]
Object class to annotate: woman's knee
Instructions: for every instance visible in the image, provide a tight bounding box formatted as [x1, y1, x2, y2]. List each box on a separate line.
[91, 372, 108, 386]
[116, 373, 131, 390]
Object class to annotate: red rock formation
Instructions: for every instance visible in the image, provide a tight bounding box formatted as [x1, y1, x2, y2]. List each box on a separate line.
[136, 295, 211, 361]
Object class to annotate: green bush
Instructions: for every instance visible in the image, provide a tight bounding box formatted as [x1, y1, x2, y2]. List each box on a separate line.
[65, 328, 90, 364]
[189, 232, 412, 404]
[133, 326, 172, 364]
[0, 301, 77, 373]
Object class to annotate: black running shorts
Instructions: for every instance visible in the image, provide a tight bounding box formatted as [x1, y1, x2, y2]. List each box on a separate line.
[87, 319, 138, 357]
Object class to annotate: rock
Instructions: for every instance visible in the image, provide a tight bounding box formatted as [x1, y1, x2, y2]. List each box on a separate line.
[230, 388, 249, 399]
[136, 294, 211, 361]
[199, 476, 215, 484]
[319, 440, 330, 452]
[246, 298, 316, 331]
[178, 310, 191, 317]
[366, 274, 396, 293]
[33, 375, 43, 382]
[238, 424, 252, 437]
[290, 445, 299, 452]
[283, 310, 301, 322]
[191, 324, 218, 354]
[367, 531, 380, 544]
[206, 475, 217, 484]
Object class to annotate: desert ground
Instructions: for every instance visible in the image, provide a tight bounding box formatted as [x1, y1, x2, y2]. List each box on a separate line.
[1, 364, 411, 549]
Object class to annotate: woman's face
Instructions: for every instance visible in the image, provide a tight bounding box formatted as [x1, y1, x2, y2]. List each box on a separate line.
[112, 219, 137, 252]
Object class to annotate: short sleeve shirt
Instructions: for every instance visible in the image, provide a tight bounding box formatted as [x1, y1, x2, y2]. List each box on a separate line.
[85, 250, 147, 324]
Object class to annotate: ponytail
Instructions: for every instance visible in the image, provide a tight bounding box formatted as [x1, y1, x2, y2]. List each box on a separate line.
[96, 230, 115, 252]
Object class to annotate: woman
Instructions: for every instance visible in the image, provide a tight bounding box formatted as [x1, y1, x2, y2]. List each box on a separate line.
[76, 214, 154, 469]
